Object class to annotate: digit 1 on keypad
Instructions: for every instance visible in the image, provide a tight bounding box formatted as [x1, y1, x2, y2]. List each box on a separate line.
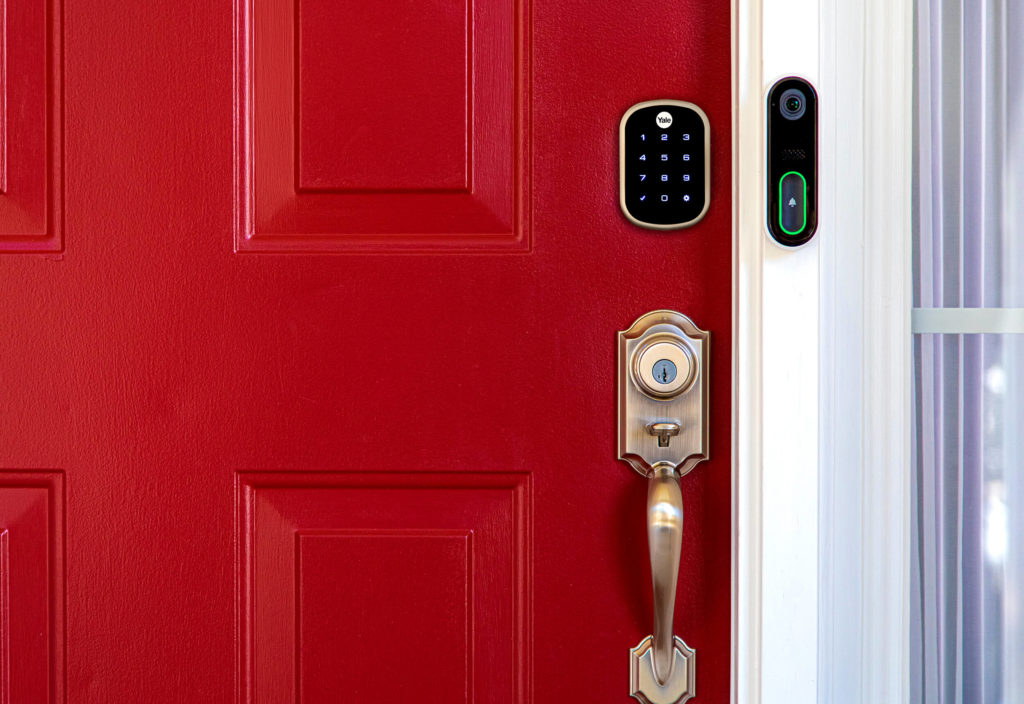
[619, 100, 710, 230]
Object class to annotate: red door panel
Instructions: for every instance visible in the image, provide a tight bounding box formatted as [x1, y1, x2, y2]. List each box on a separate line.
[0, 473, 63, 703]
[239, 0, 527, 251]
[0, 0, 731, 701]
[240, 472, 528, 703]
[297, 0, 471, 191]
[0, 0, 62, 251]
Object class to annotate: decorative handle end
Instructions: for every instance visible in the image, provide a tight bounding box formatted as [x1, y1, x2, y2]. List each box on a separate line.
[630, 634, 696, 704]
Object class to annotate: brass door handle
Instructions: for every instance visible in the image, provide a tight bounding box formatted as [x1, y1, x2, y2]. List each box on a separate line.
[647, 462, 683, 685]
[628, 461, 697, 704]
[619, 311, 707, 704]
[626, 462, 696, 704]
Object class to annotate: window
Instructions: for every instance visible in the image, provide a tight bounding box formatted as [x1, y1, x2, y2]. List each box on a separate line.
[912, 1, 1024, 701]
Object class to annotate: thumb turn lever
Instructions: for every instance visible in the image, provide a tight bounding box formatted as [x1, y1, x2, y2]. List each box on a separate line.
[647, 422, 681, 448]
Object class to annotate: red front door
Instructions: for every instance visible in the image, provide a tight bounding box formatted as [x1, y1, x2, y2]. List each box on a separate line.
[0, 0, 732, 701]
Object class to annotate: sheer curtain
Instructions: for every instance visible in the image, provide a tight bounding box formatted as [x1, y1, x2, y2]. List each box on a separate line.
[912, 0, 1024, 702]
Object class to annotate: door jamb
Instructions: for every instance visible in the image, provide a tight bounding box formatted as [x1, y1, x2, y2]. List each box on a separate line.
[732, 0, 913, 701]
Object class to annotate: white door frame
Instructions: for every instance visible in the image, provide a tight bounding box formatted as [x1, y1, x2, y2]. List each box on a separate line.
[732, 0, 913, 701]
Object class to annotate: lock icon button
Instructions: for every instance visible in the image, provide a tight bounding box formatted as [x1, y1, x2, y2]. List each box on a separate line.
[631, 338, 696, 399]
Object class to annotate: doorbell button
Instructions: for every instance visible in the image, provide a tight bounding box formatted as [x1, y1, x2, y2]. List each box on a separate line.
[778, 171, 807, 235]
[632, 339, 695, 399]
[620, 100, 710, 230]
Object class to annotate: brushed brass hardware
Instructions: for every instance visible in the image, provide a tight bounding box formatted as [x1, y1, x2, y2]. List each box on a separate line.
[618, 311, 708, 704]
[618, 310, 709, 477]
[646, 422, 682, 448]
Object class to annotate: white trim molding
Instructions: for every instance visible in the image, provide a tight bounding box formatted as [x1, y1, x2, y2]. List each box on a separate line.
[817, 0, 912, 702]
[734, 0, 822, 700]
[732, 0, 764, 700]
[734, 0, 913, 702]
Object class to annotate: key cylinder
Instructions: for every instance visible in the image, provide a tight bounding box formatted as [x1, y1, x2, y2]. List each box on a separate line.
[632, 339, 695, 399]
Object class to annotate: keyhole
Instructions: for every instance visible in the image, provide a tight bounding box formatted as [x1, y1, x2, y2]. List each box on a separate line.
[651, 359, 677, 385]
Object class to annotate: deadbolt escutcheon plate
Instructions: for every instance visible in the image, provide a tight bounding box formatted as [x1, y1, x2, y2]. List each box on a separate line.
[618, 310, 709, 477]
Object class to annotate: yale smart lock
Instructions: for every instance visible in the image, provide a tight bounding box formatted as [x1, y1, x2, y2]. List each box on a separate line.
[767, 77, 818, 245]
[620, 101, 711, 229]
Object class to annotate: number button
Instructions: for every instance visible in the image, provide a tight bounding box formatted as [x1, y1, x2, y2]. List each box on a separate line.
[660, 154, 669, 161]
[660, 194, 669, 202]
[660, 133, 669, 141]
[682, 154, 690, 162]
[683, 174, 691, 182]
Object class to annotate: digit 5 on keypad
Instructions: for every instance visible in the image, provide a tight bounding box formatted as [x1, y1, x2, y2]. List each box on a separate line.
[619, 100, 711, 230]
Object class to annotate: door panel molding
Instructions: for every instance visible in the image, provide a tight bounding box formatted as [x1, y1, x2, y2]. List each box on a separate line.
[0, 0, 63, 252]
[233, 0, 531, 254]
[235, 471, 531, 703]
[0, 471, 64, 704]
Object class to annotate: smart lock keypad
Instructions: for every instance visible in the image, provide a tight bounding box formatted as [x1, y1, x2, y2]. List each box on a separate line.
[619, 101, 710, 229]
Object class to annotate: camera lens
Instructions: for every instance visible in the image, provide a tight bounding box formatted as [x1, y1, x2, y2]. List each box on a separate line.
[780, 88, 807, 120]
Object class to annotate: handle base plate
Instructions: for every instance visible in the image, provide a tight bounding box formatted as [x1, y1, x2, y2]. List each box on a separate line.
[630, 635, 696, 704]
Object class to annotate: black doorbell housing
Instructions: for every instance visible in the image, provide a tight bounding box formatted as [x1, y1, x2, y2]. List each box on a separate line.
[767, 77, 817, 246]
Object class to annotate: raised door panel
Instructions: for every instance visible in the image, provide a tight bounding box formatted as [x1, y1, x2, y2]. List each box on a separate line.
[297, 0, 468, 192]
[0, 472, 63, 703]
[237, 472, 529, 704]
[0, 0, 62, 251]
[298, 532, 471, 703]
[235, 0, 529, 252]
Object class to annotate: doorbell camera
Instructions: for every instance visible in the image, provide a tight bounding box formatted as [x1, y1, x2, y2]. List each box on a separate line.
[767, 77, 817, 246]
[778, 88, 807, 120]
[619, 100, 711, 230]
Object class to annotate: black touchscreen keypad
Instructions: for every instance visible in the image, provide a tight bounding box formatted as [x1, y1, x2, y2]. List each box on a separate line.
[620, 101, 709, 229]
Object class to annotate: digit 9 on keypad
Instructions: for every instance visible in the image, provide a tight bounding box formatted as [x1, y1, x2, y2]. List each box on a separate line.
[619, 100, 710, 230]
